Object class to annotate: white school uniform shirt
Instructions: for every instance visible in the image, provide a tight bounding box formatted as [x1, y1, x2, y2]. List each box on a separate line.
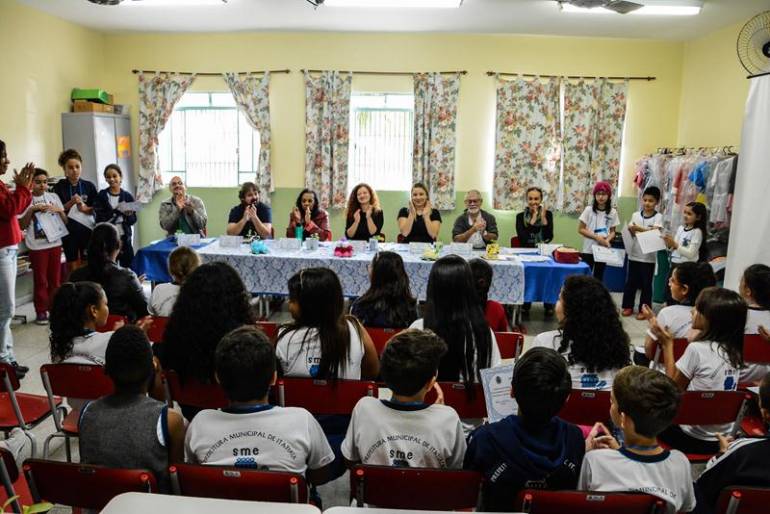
[19, 193, 64, 251]
[184, 404, 334, 474]
[340, 396, 466, 469]
[676, 340, 739, 440]
[148, 283, 180, 317]
[628, 211, 663, 263]
[532, 330, 625, 390]
[275, 321, 364, 380]
[578, 448, 695, 514]
[579, 206, 620, 254]
[61, 330, 113, 366]
[408, 319, 502, 376]
[670, 226, 703, 264]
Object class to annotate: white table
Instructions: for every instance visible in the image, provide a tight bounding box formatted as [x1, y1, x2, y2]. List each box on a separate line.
[197, 241, 525, 304]
[101, 492, 321, 514]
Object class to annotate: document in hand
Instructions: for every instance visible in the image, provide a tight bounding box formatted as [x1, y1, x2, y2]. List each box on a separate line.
[35, 211, 68, 242]
[480, 364, 518, 423]
[636, 229, 667, 254]
[116, 201, 143, 214]
[591, 245, 625, 267]
[67, 205, 95, 229]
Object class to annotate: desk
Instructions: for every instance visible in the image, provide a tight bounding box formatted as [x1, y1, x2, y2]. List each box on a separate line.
[132, 237, 216, 283]
[101, 492, 321, 514]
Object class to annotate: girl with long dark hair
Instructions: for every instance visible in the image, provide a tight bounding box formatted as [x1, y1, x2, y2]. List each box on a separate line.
[93, 164, 137, 268]
[49, 281, 111, 365]
[740, 264, 770, 334]
[350, 251, 417, 328]
[286, 189, 332, 241]
[663, 201, 708, 303]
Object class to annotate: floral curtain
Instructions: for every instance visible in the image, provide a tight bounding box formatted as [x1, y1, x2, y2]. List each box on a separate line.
[492, 76, 561, 211]
[562, 79, 628, 214]
[223, 72, 273, 204]
[136, 72, 196, 202]
[304, 70, 352, 210]
[413, 73, 461, 210]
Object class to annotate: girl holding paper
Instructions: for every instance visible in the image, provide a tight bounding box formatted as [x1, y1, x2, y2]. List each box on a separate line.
[94, 164, 137, 268]
[577, 181, 620, 281]
[662, 201, 708, 304]
[54, 149, 97, 273]
[18, 168, 66, 324]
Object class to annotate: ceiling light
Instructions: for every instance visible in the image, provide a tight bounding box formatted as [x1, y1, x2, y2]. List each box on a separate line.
[124, 0, 227, 6]
[560, 1, 702, 16]
[323, 0, 463, 8]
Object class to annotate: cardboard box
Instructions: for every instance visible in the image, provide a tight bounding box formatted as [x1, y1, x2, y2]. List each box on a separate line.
[73, 100, 115, 113]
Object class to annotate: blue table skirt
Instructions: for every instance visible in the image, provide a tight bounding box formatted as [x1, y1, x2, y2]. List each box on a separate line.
[523, 259, 592, 304]
[132, 237, 215, 283]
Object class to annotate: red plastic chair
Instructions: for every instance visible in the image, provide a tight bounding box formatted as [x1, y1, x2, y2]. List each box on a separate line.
[350, 465, 482, 510]
[96, 314, 128, 333]
[276, 378, 377, 416]
[744, 334, 770, 364]
[715, 486, 770, 514]
[557, 389, 612, 427]
[0, 447, 33, 514]
[0, 363, 61, 458]
[516, 489, 666, 514]
[23, 459, 157, 511]
[648, 338, 689, 369]
[256, 321, 279, 342]
[169, 463, 308, 503]
[665, 391, 750, 462]
[424, 382, 486, 418]
[365, 327, 402, 355]
[146, 316, 169, 344]
[39, 364, 115, 460]
[163, 370, 228, 410]
[510, 236, 521, 248]
[495, 331, 524, 359]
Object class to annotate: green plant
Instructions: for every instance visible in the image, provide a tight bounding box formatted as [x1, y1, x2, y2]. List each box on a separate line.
[2, 495, 53, 514]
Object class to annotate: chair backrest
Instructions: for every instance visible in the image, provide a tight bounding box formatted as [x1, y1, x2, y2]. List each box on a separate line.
[649, 338, 689, 368]
[424, 382, 487, 418]
[0, 447, 20, 513]
[169, 463, 308, 503]
[495, 331, 524, 359]
[516, 489, 666, 514]
[557, 389, 612, 426]
[510, 236, 521, 248]
[716, 486, 770, 514]
[97, 314, 127, 333]
[365, 327, 402, 355]
[673, 391, 750, 434]
[744, 334, 770, 364]
[256, 321, 279, 342]
[276, 378, 377, 416]
[351, 465, 482, 510]
[163, 370, 229, 409]
[23, 459, 156, 511]
[40, 363, 114, 400]
[146, 316, 169, 344]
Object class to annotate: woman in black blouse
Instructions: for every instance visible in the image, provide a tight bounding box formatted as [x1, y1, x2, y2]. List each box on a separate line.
[515, 187, 555, 315]
[397, 183, 441, 243]
[345, 183, 384, 241]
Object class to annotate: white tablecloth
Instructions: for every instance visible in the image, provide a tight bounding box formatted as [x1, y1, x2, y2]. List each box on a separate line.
[197, 241, 525, 304]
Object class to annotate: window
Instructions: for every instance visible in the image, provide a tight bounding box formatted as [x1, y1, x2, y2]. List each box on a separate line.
[348, 93, 414, 192]
[158, 92, 260, 188]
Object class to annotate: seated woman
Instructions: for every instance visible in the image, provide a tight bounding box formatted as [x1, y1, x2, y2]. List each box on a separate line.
[226, 182, 272, 238]
[350, 251, 418, 328]
[345, 183, 384, 241]
[286, 189, 332, 242]
[69, 223, 148, 322]
[93, 164, 137, 268]
[515, 186, 555, 315]
[398, 183, 441, 243]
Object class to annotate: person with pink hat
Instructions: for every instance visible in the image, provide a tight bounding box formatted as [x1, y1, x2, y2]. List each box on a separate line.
[578, 181, 620, 281]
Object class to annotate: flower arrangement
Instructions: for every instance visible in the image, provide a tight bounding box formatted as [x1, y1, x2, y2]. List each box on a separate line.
[333, 240, 354, 258]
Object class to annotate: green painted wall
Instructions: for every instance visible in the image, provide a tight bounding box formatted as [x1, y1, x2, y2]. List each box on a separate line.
[137, 188, 639, 249]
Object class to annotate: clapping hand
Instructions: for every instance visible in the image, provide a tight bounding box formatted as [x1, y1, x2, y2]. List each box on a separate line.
[585, 422, 619, 451]
[353, 209, 361, 223]
[13, 163, 35, 189]
[717, 433, 734, 454]
[408, 201, 417, 217]
[304, 207, 312, 225]
[292, 206, 302, 224]
[474, 216, 487, 233]
[423, 200, 433, 214]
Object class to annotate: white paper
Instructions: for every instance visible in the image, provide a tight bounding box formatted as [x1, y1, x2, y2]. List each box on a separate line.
[480, 364, 518, 423]
[517, 254, 550, 262]
[35, 212, 68, 242]
[115, 201, 143, 214]
[501, 247, 539, 255]
[592, 245, 625, 267]
[177, 234, 201, 247]
[447, 242, 472, 256]
[621, 224, 634, 255]
[409, 242, 430, 255]
[538, 243, 562, 257]
[636, 229, 667, 255]
[278, 238, 302, 251]
[67, 204, 95, 229]
[218, 235, 242, 249]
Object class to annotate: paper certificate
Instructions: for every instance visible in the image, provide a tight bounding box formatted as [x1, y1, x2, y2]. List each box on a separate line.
[592, 245, 625, 267]
[67, 204, 95, 229]
[621, 224, 634, 255]
[35, 212, 68, 242]
[636, 229, 667, 254]
[480, 364, 518, 423]
[116, 201, 143, 214]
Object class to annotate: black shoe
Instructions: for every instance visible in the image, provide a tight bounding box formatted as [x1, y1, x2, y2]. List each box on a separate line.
[10, 361, 28, 379]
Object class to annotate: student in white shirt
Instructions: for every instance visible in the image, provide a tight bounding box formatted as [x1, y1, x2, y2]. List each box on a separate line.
[186, 326, 335, 483]
[663, 201, 707, 304]
[531, 275, 631, 390]
[639, 262, 716, 365]
[409, 255, 501, 386]
[342, 329, 465, 469]
[577, 181, 620, 281]
[580, 366, 695, 514]
[148, 246, 200, 317]
[275, 267, 379, 380]
[652, 287, 748, 454]
[622, 186, 663, 319]
[740, 264, 770, 335]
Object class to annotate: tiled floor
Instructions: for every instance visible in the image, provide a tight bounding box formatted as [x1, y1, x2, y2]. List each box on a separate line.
[8, 293, 657, 509]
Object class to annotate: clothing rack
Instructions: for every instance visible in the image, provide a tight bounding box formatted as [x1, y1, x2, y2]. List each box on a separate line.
[131, 69, 291, 76]
[487, 71, 656, 81]
[655, 146, 738, 156]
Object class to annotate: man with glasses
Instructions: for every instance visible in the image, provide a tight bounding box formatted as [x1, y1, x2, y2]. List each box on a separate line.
[452, 190, 498, 249]
[159, 176, 208, 236]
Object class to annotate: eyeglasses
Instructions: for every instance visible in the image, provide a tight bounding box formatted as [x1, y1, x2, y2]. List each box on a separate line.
[465, 199, 481, 204]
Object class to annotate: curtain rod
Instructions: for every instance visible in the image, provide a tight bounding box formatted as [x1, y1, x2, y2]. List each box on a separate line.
[131, 69, 290, 76]
[302, 69, 467, 76]
[487, 71, 655, 81]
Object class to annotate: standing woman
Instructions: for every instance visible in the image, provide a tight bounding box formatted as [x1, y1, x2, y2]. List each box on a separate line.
[577, 181, 619, 281]
[397, 183, 441, 243]
[94, 164, 137, 268]
[54, 149, 97, 273]
[286, 189, 332, 242]
[345, 183, 384, 241]
[0, 139, 34, 378]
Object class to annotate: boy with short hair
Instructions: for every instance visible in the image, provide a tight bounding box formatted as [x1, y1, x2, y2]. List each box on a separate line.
[185, 326, 334, 485]
[623, 186, 663, 319]
[579, 365, 695, 513]
[464, 347, 585, 512]
[341, 329, 465, 469]
[693, 371, 770, 514]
